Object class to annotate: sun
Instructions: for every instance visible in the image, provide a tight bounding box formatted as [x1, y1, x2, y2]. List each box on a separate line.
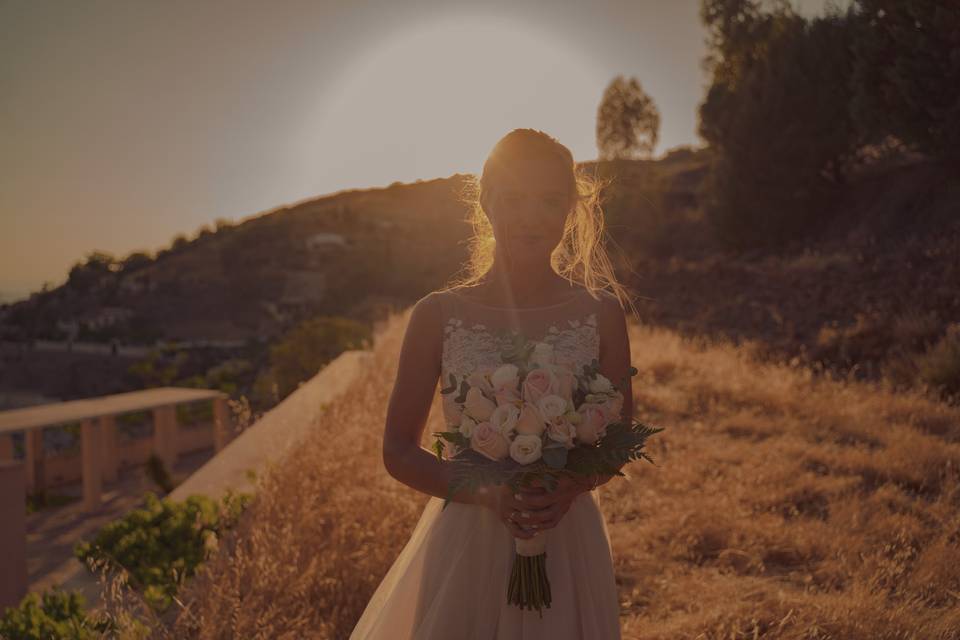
[290, 13, 607, 197]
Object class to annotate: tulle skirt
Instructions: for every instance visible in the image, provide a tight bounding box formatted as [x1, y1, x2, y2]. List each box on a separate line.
[349, 489, 622, 640]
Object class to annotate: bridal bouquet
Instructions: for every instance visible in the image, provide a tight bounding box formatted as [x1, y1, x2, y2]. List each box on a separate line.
[432, 331, 664, 616]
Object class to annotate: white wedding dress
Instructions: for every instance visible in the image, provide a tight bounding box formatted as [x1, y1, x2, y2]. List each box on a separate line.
[350, 286, 622, 640]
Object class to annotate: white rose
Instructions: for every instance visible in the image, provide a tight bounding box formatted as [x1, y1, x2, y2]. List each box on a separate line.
[530, 342, 555, 368]
[509, 434, 543, 465]
[536, 394, 568, 420]
[464, 386, 496, 421]
[491, 363, 520, 390]
[459, 414, 478, 439]
[588, 373, 615, 394]
[489, 403, 520, 438]
[491, 363, 522, 406]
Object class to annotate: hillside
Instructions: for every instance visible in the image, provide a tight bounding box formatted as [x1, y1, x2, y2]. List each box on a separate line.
[116, 301, 960, 639]
[2, 149, 957, 404]
[0, 149, 710, 346]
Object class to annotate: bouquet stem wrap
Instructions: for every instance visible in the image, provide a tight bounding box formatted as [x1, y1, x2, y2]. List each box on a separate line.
[507, 531, 551, 617]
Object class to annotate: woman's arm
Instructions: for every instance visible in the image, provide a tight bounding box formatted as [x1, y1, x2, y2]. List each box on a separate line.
[381, 293, 491, 507]
[592, 290, 634, 489]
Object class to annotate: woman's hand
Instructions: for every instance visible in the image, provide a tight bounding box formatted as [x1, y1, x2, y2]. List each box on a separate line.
[477, 473, 605, 537]
[477, 483, 546, 539]
[510, 473, 597, 532]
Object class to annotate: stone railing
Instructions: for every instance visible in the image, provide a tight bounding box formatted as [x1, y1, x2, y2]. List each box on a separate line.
[0, 387, 233, 611]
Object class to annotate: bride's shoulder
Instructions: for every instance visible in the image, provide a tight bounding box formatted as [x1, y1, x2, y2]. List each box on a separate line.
[417, 287, 458, 308]
[584, 287, 621, 310]
[410, 288, 459, 328]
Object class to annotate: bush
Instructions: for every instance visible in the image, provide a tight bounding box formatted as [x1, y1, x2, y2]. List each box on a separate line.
[255, 315, 372, 405]
[74, 490, 253, 613]
[914, 324, 960, 402]
[0, 588, 114, 639]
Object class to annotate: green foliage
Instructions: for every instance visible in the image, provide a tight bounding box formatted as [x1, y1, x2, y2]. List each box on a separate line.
[257, 315, 372, 404]
[145, 453, 175, 493]
[127, 347, 188, 387]
[434, 420, 664, 511]
[73, 490, 253, 613]
[698, 0, 859, 249]
[597, 75, 661, 161]
[851, 1, 960, 160]
[0, 588, 114, 639]
[203, 358, 254, 395]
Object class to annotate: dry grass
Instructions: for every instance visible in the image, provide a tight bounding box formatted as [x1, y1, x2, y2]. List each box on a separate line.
[122, 305, 960, 640]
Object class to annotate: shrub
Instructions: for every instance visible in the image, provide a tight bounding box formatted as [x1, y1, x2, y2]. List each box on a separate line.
[914, 324, 960, 402]
[144, 453, 175, 493]
[0, 588, 113, 639]
[74, 490, 253, 613]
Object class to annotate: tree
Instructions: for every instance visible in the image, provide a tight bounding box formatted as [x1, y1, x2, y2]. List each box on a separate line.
[121, 251, 153, 273]
[696, 0, 860, 249]
[67, 250, 121, 291]
[596, 75, 661, 161]
[851, 0, 960, 161]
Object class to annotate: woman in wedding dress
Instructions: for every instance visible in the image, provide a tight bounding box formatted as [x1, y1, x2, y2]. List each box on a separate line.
[350, 128, 639, 639]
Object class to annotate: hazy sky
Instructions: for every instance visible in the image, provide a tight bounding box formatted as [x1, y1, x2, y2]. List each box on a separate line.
[1, 0, 844, 301]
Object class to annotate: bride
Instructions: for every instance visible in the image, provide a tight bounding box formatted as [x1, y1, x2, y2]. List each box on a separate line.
[350, 128, 638, 639]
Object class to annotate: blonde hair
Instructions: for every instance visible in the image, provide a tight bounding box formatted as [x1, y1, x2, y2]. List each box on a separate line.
[442, 128, 640, 321]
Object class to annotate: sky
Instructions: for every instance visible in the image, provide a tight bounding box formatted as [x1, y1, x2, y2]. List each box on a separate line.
[0, 0, 846, 302]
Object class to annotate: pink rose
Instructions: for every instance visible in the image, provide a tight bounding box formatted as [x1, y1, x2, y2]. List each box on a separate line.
[576, 402, 608, 445]
[602, 392, 624, 426]
[470, 421, 510, 461]
[522, 367, 557, 406]
[545, 417, 577, 449]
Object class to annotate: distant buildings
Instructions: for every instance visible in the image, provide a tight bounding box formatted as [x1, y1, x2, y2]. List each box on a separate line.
[305, 232, 347, 251]
[56, 306, 134, 339]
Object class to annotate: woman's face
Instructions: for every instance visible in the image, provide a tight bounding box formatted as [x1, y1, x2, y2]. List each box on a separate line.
[483, 157, 574, 260]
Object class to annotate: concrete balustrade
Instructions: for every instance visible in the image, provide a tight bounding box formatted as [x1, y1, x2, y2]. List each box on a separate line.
[0, 387, 235, 611]
[0, 387, 233, 507]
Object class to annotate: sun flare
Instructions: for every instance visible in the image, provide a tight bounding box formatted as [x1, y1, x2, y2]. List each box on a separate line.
[292, 14, 608, 196]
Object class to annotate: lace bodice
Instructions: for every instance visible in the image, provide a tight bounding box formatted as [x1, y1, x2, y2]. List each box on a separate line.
[430, 286, 603, 384]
